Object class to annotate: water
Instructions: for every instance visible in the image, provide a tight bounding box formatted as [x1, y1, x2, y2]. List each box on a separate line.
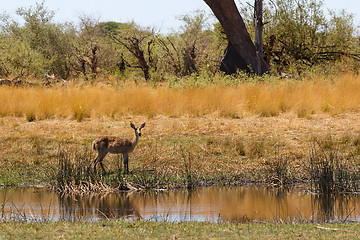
[1, 186, 360, 222]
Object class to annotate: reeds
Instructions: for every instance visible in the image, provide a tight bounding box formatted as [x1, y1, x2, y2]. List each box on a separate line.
[54, 145, 123, 194]
[1, 73, 360, 120]
[308, 138, 360, 194]
[264, 146, 293, 188]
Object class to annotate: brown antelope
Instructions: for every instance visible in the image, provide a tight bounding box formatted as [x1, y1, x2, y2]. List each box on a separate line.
[92, 122, 145, 174]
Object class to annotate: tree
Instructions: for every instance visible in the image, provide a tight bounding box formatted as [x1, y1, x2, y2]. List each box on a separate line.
[241, 0, 360, 73]
[203, 0, 269, 75]
[0, 2, 73, 79]
[155, 10, 224, 78]
[71, 16, 103, 79]
[101, 22, 156, 81]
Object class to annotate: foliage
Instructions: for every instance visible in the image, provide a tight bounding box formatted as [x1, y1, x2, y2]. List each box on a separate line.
[0, 1, 359, 81]
[101, 21, 157, 80]
[0, 2, 75, 79]
[239, 0, 360, 74]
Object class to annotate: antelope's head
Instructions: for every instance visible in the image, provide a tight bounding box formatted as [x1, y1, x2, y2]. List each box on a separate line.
[130, 122, 146, 136]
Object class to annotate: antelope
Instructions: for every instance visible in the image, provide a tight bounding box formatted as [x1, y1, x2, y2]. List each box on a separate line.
[92, 122, 146, 174]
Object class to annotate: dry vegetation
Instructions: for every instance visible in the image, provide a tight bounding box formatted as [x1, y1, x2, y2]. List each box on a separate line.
[1, 74, 360, 192]
[1, 73, 360, 120]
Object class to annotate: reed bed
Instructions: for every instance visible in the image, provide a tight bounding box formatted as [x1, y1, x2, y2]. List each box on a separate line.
[1, 74, 360, 120]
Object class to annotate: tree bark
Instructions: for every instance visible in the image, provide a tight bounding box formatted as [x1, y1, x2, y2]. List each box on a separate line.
[219, 42, 249, 74]
[204, 0, 269, 75]
[254, 0, 263, 58]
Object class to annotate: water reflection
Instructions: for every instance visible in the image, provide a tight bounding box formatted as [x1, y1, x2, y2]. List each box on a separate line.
[59, 193, 142, 221]
[311, 194, 358, 222]
[1, 187, 359, 222]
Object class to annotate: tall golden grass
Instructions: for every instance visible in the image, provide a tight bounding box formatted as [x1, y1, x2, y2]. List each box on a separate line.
[1, 73, 360, 120]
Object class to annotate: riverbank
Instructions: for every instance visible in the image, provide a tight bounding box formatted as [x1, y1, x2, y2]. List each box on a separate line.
[1, 113, 360, 192]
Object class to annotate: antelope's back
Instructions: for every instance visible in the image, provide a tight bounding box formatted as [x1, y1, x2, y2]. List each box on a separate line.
[92, 136, 111, 151]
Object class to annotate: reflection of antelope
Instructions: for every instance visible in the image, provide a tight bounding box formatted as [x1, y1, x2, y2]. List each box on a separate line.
[92, 122, 146, 174]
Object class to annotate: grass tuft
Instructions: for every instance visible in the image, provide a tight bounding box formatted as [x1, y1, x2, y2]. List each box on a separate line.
[308, 138, 360, 194]
[264, 146, 293, 187]
[25, 112, 36, 122]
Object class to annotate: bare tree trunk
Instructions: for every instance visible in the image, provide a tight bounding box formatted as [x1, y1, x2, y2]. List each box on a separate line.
[184, 45, 197, 75]
[254, 0, 263, 58]
[203, 0, 269, 75]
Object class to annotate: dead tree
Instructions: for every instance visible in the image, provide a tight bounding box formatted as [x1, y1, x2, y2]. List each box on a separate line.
[254, 0, 264, 58]
[156, 37, 183, 76]
[104, 30, 154, 81]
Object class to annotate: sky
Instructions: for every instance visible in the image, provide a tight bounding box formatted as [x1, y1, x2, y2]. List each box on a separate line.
[1, 0, 360, 33]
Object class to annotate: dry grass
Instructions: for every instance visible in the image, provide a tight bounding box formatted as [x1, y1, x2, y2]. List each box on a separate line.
[1, 73, 360, 120]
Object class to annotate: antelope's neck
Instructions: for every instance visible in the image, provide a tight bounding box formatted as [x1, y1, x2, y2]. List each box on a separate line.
[131, 132, 139, 151]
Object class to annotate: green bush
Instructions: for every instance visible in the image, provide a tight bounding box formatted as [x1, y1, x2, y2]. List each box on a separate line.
[0, 1, 359, 81]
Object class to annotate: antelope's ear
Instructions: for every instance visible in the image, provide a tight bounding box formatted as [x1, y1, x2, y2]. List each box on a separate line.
[130, 123, 136, 129]
[140, 122, 146, 128]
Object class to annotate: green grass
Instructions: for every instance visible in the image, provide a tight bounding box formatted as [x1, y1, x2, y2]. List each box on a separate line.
[0, 221, 359, 239]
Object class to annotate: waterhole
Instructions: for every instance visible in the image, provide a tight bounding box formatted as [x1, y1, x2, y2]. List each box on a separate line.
[1, 186, 359, 222]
